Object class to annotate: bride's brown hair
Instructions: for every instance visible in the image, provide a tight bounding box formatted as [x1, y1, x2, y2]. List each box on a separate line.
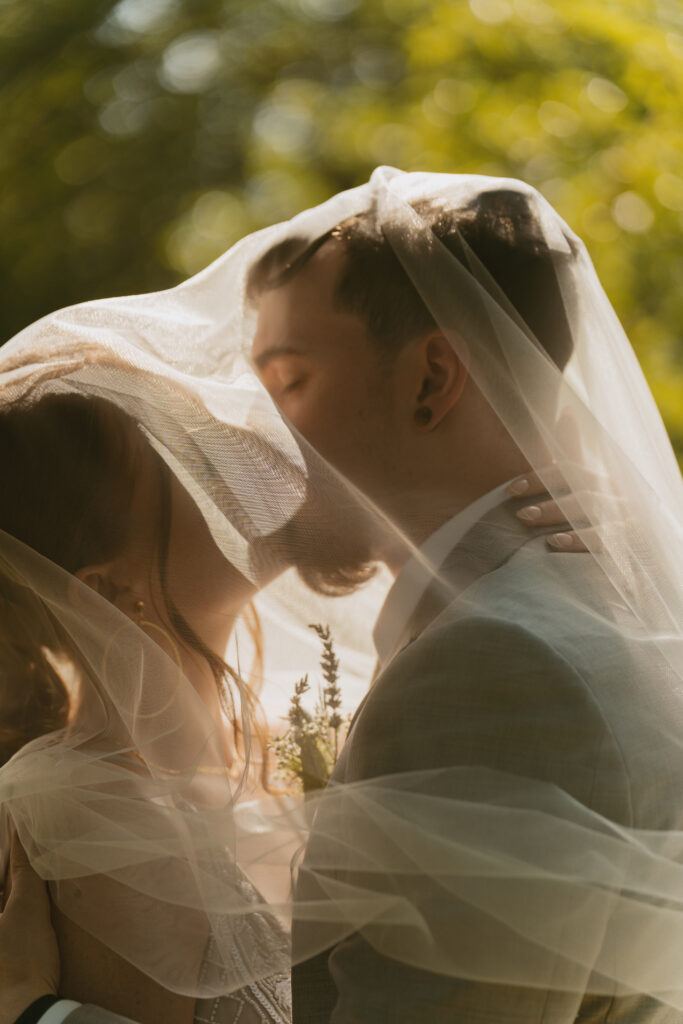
[0, 392, 268, 783]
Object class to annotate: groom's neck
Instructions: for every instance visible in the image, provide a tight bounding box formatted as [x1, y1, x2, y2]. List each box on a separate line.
[379, 454, 530, 576]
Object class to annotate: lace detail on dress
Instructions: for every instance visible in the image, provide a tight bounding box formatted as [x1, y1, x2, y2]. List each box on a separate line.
[193, 866, 292, 1024]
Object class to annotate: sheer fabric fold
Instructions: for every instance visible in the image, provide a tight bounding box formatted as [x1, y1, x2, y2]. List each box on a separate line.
[0, 168, 681, 1007]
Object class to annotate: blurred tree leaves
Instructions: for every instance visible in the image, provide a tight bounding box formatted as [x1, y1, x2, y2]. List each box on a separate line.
[1, 0, 681, 452]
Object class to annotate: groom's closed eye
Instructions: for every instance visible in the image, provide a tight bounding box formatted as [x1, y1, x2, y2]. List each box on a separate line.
[281, 376, 308, 394]
[258, 357, 311, 400]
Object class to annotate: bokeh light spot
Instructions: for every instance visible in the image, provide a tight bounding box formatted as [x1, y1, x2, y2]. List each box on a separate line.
[538, 101, 580, 138]
[108, 0, 178, 34]
[654, 173, 683, 212]
[298, 0, 360, 21]
[64, 192, 120, 244]
[666, 32, 683, 60]
[585, 77, 628, 114]
[165, 191, 249, 275]
[160, 32, 222, 94]
[98, 99, 151, 136]
[254, 99, 314, 156]
[469, 0, 512, 24]
[582, 202, 619, 243]
[432, 78, 478, 115]
[512, 0, 555, 25]
[612, 191, 655, 233]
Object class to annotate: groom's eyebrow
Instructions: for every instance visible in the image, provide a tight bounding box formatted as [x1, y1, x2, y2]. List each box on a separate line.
[253, 344, 307, 371]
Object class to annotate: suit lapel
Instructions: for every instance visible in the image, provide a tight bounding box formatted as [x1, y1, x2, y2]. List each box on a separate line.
[342, 493, 561, 745]
[395, 496, 557, 656]
[352, 497, 557, 737]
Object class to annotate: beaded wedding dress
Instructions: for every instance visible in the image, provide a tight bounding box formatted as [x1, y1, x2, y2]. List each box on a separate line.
[193, 869, 291, 1024]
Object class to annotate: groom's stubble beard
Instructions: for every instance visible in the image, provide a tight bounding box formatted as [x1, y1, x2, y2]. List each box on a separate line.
[250, 453, 384, 597]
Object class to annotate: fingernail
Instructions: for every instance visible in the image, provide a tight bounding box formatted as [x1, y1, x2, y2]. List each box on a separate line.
[548, 532, 573, 550]
[517, 505, 542, 523]
[507, 478, 530, 496]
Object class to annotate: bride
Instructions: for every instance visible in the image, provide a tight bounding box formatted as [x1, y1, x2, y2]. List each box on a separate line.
[0, 346, 438, 1022]
[0, 384, 296, 1023]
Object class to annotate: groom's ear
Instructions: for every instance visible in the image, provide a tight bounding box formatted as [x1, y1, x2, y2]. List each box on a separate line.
[411, 331, 468, 431]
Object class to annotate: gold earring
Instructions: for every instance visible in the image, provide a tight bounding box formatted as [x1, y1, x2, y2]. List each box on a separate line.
[102, 599, 230, 779]
[129, 598, 184, 719]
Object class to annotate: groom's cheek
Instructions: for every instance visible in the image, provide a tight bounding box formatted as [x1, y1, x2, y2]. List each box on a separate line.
[285, 381, 343, 449]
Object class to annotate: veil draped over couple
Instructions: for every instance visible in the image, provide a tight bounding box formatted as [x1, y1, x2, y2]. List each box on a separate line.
[1, 167, 682, 1024]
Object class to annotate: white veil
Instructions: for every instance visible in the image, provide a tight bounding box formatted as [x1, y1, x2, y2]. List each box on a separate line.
[0, 167, 682, 1010]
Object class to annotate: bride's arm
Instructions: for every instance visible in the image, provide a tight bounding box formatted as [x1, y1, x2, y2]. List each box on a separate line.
[52, 900, 195, 1024]
[0, 835, 59, 1024]
[0, 840, 194, 1024]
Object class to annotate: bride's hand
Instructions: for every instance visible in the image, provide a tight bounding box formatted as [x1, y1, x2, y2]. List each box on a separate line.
[507, 464, 622, 553]
[0, 831, 60, 1023]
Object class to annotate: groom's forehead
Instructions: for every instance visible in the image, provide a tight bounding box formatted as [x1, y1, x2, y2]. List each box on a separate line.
[252, 239, 349, 335]
[291, 235, 347, 296]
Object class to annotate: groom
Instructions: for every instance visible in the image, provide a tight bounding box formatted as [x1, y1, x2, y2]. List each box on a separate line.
[247, 188, 683, 1024]
[3, 187, 681, 1024]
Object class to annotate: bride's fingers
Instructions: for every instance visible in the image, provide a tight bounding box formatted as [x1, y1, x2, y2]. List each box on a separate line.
[506, 464, 577, 498]
[515, 492, 624, 528]
[546, 526, 606, 553]
[506, 464, 613, 500]
[516, 498, 573, 527]
[506, 470, 556, 498]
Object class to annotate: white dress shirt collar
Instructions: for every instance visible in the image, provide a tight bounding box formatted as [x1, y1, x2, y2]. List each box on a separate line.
[372, 480, 514, 667]
[36, 1001, 82, 1024]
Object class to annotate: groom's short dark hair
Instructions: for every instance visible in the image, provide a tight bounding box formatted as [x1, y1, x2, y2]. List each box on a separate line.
[248, 188, 576, 370]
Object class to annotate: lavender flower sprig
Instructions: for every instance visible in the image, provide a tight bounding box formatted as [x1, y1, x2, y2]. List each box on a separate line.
[309, 623, 343, 760]
[270, 624, 350, 793]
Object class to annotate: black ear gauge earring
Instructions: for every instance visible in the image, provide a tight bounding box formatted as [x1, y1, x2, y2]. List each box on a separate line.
[414, 406, 433, 427]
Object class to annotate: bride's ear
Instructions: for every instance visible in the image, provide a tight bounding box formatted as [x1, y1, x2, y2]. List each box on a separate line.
[72, 563, 121, 606]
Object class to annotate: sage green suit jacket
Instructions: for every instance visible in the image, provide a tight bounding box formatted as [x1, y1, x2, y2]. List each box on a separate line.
[291, 499, 683, 1024]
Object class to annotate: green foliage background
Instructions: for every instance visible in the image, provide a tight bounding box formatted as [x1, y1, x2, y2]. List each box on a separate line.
[1, 0, 681, 454]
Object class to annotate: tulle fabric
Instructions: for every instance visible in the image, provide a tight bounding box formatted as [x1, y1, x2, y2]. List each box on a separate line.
[0, 168, 682, 1007]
